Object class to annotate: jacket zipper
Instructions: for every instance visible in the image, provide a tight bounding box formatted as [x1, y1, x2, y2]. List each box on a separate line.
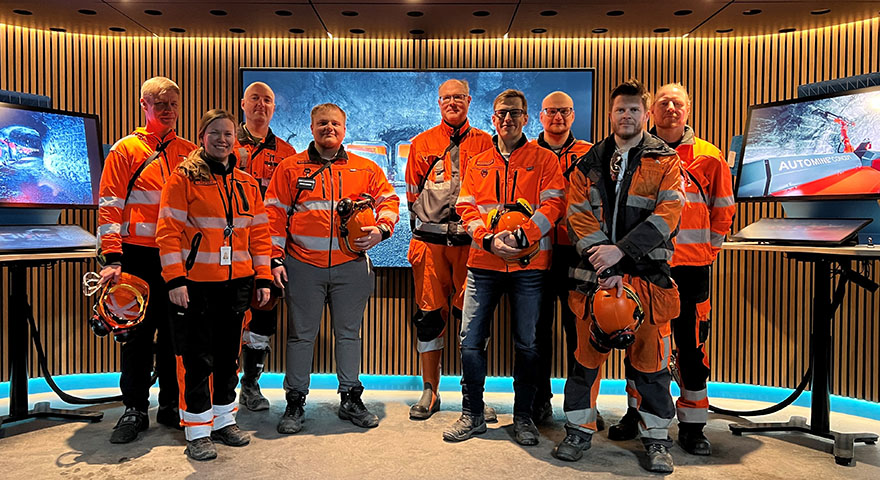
[327, 165, 334, 267]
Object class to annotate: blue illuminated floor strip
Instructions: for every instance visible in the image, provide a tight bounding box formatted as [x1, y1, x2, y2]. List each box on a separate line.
[3, 373, 879, 421]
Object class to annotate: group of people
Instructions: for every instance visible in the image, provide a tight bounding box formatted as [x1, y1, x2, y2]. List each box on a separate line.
[96, 74, 734, 472]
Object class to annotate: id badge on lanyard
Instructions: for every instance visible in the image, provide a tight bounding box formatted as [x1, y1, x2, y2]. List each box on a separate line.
[220, 246, 232, 266]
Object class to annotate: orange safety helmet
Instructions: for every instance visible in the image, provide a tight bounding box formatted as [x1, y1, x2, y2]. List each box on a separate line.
[336, 193, 377, 256]
[486, 198, 540, 266]
[588, 283, 645, 353]
[82, 271, 150, 343]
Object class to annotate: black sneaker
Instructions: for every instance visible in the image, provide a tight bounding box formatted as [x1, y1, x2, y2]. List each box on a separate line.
[211, 424, 250, 447]
[532, 400, 553, 425]
[678, 427, 712, 455]
[645, 443, 674, 473]
[553, 431, 592, 461]
[185, 437, 218, 461]
[513, 415, 540, 446]
[277, 391, 306, 434]
[443, 413, 487, 442]
[109, 407, 148, 444]
[484, 405, 498, 423]
[338, 386, 379, 428]
[596, 411, 606, 432]
[409, 385, 440, 420]
[608, 407, 640, 441]
[156, 405, 183, 430]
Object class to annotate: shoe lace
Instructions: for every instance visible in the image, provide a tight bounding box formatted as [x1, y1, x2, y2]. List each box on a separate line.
[117, 408, 144, 426]
[347, 395, 368, 413]
[564, 433, 584, 444]
[647, 443, 668, 455]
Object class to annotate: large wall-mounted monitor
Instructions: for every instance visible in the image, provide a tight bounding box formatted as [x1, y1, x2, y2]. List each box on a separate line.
[0, 102, 103, 208]
[735, 86, 880, 202]
[240, 68, 594, 267]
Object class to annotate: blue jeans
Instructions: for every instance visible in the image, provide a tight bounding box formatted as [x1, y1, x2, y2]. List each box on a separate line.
[459, 267, 546, 417]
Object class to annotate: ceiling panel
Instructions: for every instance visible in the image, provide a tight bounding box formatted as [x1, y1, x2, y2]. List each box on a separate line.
[0, 1, 149, 35]
[697, 2, 880, 37]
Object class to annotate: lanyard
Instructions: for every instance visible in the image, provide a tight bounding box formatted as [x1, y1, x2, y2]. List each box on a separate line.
[216, 169, 236, 241]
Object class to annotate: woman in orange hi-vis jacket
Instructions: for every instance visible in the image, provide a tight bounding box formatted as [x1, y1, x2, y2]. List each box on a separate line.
[156, 109, 273, 462]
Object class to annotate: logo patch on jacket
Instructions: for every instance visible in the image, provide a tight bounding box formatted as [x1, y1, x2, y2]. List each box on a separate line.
[304, 168, 311, 176]
[480, 169, 488, 177]
[526, 166, 534, 171]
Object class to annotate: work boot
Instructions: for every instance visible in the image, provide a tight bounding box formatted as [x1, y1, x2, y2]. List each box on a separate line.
[513, 415, 540, 446]
[645, 442, 674, 473]
[484, 405, 498, 423]
[109, 407, 148, 444]
[553, 429, 593, 461]
[277, 390, 306, 434]
[443, 413, 487, 442]
[678, 423, 712, 455]
[409, 383, 441, 420]
[156, 404, 183, 430]
[185, 436, 218, 461]
[596, 411, 606, 431]
[608, 407, 640, 441]
[239, 346, 270, 411]
[338, 386, 379, 428]
[532, 400, 553, 424]
[210, 424, 250, 447]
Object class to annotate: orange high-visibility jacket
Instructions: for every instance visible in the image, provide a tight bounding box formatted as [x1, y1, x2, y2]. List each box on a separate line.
[233, 124, 297, 194]
[567, 133, 685, 292]
[155, 154, 273, 288]
[456, 136, 566, 272]
[406, 120, 494, 245]
[651, 127, 735, 266]
[264, 143, 400, 268]
[98, 127, 196, 264]
[532, 132, 593, 246]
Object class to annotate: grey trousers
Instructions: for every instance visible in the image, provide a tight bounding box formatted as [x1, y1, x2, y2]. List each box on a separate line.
[282, 255, 374, 394]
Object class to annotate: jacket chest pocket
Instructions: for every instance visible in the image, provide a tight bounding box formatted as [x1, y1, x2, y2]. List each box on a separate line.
[630, 162, 664, 201]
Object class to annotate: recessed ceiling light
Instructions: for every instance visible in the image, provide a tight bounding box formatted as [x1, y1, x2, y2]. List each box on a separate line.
[229, 28, 246, 34]
[341, 11, 359, 17]
[170, 27, 186, 33]
[77, 9, 96, 16]
[410, 29, 425, 35]
[742, 9, 762, 16]
[349, 28, 365, 34]
[531, 28, 548, 34]
[606, 10, 624, 17]
[407, 11, 424, 17]
[540, 10, 558, 17]
[674, 10, 693, 16]
[470, 28, 486, 34]
[592, 28, 608, 34]
[109, 27, 126, 32]
[210, 10, 227, 16]
[289, 28, 305, 34]
[275, 10, 293, 17]
[716, 28, 734, 34]
[49, 27, 66, 32]
[811, 9, 831, 15]
[473, 11, 490, 17]
[13, 9, 32, 16]
[144, 10, 162, 16]
[779, 27, 797, 33]
[653, 27, 670, 34]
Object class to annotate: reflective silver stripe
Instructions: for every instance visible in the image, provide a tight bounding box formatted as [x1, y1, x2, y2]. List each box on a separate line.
[97, 223, 121, 236]
[646, 214, 672, 238]
[132, 222, 156, 237]
[295, 199, 334, 212]
[531, 211, 552, 236]
[658, 189, 683, 204]
[159, 206, 187, 223]
[470, 240, 484, 251]
[540, 188, 564, 202]
[626, 194, 655, 210]
[626, 379, 639, 408]
[271, 236, 286, 248]
[564, 407, 597, 429]
[378, 210, 399, 223]
[477, 203, 500, 215]
[186, 216, 253, 229]
[406, 184, 420, 195]
[684, 191, 706, 205]
[571, 266, 597, 283]
[467, 220, 484, 236]
[711, 194, 735, 208]
[637, 411, 672, 439]
[252, 213, 269, 225]
[675, 228, 710, 245]
[710, 231, 725, 248]
[242, 330, 271, 349]
[680, 388, 708, 402]
[376, 193, 398, 205]
[180, 249, 252, 264]
[661, 335, 671, 369]
[458, 195, 476, 206]
[575, 231, 609, 255]
[264, 197, 290, 212]
[568, 200, 592, 216]
[647, 248, 673, 261]
[99, 196, 125, 209]
[252, 255, 270, 267]
[290, 233, 340, 251]
[539, 235, 552, 251]
[417, 337, 444, 353]
[589, 188, 603, 206]
[160, 252, 183, 267]
[127, 189, 162, 205]
[676, 406, 708, 423]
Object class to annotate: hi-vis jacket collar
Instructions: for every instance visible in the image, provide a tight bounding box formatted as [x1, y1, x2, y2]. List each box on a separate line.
[537, 131, 577, 152]
[134, 127, 177, 146]
[492, 134, 529, 159]
[306, 141, 348, 165]
[441, 119, 471, 140]
[648, 124, 696, 147]
[584, 132, 677, 175]
[237, 123, 278, 150]
[205, 152, 237, 175]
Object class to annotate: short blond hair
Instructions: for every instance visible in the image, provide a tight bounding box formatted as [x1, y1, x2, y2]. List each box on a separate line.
[310, 103, 346, 122]
[494, 89, 528, 111]
[140, 76, 180, 101]
[655, 82, 692, 106]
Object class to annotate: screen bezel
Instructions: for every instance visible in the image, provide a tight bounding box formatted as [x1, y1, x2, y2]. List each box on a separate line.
[734, 85, 880, 203]
[0, 101, 103, 209]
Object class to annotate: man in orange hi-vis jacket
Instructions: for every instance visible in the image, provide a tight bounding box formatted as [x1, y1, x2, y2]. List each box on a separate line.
[443, 89, 565, 447]
[265, 103, 399, 435]
[555, 79, 685, 474]
[97, 76, 195, 444]
[405, 79, 494, 421]
[232, 81, 297, 412]
[603, 82, 734, 456]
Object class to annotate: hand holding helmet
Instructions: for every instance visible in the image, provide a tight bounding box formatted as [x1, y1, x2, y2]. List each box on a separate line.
[336, 193, 379, 255]
[486, 198, 540, 265]
[588, 282, 645, 354]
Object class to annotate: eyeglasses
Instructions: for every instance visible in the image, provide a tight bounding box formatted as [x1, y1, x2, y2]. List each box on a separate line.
[542, 107, 573, 117]
[494, 109, 525, 120]
[439, 94, 468, 104]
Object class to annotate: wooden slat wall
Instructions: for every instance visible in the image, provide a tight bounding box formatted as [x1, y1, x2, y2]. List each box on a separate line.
[1, 19, 879, 401]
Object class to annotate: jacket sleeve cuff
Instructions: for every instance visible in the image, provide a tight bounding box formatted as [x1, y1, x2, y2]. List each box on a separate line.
[378, 224, 392, 240]
[482, 233, 495, 252]
[165, 276, 187, 290]
[102, 252, 123, 266]
[616, 238, 644, 262]
[255, 278, 273, 290]
[271, 257, 285, 269]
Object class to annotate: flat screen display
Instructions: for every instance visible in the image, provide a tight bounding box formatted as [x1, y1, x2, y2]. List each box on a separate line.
[0, 102, 103, 208]
[240, 68, 594, 267]
[735, 87, 880, 201]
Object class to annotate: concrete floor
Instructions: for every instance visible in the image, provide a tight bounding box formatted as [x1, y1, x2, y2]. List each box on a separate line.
[1, 388, 878, 479]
